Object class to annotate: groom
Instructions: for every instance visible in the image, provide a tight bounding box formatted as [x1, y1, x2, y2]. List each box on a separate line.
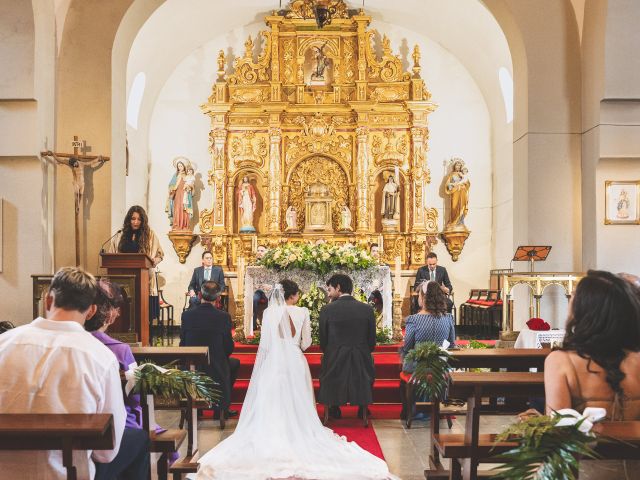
[318, 273, 376, 419]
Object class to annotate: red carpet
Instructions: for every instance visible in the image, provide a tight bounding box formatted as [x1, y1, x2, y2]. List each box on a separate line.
[331, 418, 385, 459]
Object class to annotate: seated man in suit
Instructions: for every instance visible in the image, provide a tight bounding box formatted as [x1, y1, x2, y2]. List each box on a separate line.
[414, 252, 454, 313]
[180, 281, 239, 418]
[187, 251, 225, 309]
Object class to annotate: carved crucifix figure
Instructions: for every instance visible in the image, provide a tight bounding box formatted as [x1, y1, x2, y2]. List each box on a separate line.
[41, 136, 110, 265]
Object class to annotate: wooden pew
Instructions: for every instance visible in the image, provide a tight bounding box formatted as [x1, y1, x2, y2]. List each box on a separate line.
[0, 414, 114, 480]
[427, 371, 545, 480]
[131, 347, 209, 480]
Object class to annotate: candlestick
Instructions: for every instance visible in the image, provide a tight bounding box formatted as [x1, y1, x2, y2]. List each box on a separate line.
[252, 235, 257, 253]
[378, 234, 383, 253]
[394, 256, 401, 293]
[237, 256, 245, 294]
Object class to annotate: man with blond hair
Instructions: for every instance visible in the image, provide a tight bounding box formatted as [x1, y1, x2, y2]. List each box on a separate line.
[0, 267, 147, 479]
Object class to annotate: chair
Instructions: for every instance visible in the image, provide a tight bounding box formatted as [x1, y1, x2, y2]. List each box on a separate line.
[399, 372, 454, 429]
[158, 290, 174, 342]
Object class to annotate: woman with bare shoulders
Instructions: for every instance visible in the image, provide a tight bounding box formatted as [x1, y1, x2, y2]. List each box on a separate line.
[544, 270, 640, 478]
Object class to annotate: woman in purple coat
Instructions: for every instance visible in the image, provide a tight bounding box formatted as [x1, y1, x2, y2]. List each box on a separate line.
[86, 279, 178, 463]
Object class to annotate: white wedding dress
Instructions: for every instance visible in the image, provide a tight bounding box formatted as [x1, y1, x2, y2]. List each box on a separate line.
[196, 285, 399, 480]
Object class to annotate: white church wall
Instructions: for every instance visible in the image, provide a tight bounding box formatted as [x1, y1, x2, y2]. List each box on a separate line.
[0, 156, 46, 325]
[142, 21, 494, 317]
[596, 157, 640, 273]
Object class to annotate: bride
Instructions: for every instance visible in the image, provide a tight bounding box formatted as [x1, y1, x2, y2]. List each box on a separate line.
[196, 279, 398, 480]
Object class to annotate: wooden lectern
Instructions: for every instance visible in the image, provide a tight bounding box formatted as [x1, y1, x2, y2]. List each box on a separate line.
[100, 253, 153, 346]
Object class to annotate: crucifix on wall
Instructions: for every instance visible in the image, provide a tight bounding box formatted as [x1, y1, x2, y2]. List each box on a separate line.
[41, 136, 110, 266]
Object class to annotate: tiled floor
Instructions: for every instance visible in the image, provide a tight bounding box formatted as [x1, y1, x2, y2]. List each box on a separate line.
[155, 410, 516, 479]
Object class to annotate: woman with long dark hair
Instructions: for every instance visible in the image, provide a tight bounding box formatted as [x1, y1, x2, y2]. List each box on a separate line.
[107, 205, 164, 329]
[545, 270, 640, 418]
[545, 270, 640, 478]
[401, 280, 456, 365]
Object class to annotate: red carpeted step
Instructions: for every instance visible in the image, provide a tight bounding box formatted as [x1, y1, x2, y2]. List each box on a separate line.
[231, 378, 401, 404]
[235, 351, 402, 380]
[233, 342, 403, 354]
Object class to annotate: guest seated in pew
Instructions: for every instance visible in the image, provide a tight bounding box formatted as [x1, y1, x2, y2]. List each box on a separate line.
[400, 280, 456, 418]
[545, 270, 640, 477]
[0, 267, 148, 479]
[180, 280, 239, 419]
[85, 278, 178, 467]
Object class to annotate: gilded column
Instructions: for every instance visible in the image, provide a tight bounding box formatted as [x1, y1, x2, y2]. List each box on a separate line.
[268, 127, 282, 233]
[267, 16, 282, 102]
[355, 126, 370, 232]
[410, 126, 428, 231]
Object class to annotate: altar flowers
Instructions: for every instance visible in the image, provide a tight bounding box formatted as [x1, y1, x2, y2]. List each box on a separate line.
[259, 242, 377, 274]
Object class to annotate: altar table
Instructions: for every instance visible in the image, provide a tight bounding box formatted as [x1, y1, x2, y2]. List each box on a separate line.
[242, 265, 393, 336]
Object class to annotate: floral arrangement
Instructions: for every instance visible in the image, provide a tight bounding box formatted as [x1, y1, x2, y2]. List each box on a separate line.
[297, 283, 327, 344]
[491, 408, 607, 480]
[258, 242, 378, 275]
[403, 341, 452, 400]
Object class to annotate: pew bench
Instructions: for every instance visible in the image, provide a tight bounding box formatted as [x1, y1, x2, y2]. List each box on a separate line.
[426, 371, 545, 480]
[0, 413, 114, 480]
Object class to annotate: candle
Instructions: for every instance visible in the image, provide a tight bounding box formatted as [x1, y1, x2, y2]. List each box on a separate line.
[237, 256, 245, 295]
[394, 256, 401, 293]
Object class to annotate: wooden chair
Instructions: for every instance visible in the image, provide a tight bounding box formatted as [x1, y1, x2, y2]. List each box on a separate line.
[399, 372, 455, 429]
[158, 289, 174, 343]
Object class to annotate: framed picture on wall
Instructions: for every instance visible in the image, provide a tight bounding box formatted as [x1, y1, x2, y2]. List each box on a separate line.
[605, 180, 640, 225]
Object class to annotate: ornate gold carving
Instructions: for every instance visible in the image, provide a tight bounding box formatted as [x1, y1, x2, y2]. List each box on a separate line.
[286, 0, 349, 20]
[228, 33, 271, 85]
[371, 129, 408, 166]
[412, 44, 421, 78]
[217, 50, 226, 80]
[229, 116, 268, 127]
[370, 85, 409, 102]
[229, 87, 268, 103]
[364, 33, 410, 83]
[282, 39, 296, 84]
[284, 114, 352, 166]
[167, 231, 197, 264]
[441, 228, 470, 262]
[230, 131, 268, 168]
[343, 38, 356, 84]
[288, 156, 349, 231]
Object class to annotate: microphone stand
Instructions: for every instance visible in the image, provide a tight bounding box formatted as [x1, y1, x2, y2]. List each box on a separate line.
[100, 229, 122, 254]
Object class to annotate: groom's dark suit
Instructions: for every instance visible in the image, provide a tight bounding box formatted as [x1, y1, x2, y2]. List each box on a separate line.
[318, 295, 376, 406]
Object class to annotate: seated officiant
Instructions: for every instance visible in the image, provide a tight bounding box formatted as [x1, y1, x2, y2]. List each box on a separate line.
[180, 281, 239, 418]
[414, 252, 453, 313]
[187, 250, 225, 309]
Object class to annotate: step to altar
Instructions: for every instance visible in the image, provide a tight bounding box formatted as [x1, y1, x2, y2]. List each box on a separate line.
[234, 342, 403, 353]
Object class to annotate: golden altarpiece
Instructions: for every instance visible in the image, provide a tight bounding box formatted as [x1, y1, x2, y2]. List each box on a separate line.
[191, 1, 440, 270]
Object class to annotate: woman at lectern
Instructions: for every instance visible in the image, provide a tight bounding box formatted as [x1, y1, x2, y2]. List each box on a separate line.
[107, 205, 164, 326]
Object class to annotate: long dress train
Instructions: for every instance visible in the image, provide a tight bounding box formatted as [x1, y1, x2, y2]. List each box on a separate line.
[196, 288, 399, 480]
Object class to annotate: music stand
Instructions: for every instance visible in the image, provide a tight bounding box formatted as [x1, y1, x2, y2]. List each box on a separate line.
[512, 246, 552, 272]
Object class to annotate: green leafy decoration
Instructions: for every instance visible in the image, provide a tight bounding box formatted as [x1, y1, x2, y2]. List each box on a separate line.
[468, 339, 493, 349]
[491, 414, 600, 480]
[258, 243, 378, 274]
[403, 341, 452, 400]
[133, 361, 220, 405]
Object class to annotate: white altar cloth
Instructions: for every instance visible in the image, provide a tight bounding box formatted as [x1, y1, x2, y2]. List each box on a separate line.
[515, 328, 565, 349]
[242, 265, 393, 336]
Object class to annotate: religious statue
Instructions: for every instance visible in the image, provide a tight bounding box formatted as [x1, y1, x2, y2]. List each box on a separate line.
[237, 175, 257, 233]
[381, 174, 400, 221]
[311, 43, 330, 82]
[285, 205, 298, 232]
[444, 159, 470, 228]
[166, 157, 193, 231]
[338, 204, 353, 232]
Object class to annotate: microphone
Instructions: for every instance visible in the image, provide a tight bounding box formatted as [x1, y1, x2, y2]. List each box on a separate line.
[100, 229, 122, 254]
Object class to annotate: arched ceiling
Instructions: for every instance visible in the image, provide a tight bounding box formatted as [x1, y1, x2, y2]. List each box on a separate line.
[126, 0, 513, 129]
